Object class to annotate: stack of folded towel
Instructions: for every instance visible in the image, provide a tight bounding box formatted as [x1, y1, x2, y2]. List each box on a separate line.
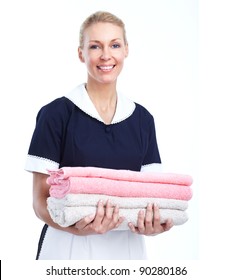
[46, 166, 193, 230]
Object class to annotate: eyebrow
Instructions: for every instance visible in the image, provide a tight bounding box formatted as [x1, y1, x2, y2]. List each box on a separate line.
[88, 38, 122, 44]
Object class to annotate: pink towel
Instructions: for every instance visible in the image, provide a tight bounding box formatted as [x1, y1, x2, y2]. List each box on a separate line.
[47, 166, 193, 186]
[49, 176, 192, 200]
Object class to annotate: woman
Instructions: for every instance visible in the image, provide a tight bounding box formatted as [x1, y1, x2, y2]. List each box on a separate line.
[25, 11, 173, 260]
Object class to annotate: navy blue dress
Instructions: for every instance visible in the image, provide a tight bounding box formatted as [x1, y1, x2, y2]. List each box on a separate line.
[25, 83, 161, 260]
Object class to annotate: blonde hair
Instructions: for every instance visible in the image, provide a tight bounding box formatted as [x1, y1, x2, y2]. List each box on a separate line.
[79, 11, 127, 48]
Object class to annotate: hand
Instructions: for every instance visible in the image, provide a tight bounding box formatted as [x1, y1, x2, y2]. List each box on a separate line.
[71, 200, 124, 236]
[128, 203, 173, 236]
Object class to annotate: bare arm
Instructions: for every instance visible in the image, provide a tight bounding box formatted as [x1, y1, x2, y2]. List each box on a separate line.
[32, 172, 75, 233]
[32, 172, 124, 235]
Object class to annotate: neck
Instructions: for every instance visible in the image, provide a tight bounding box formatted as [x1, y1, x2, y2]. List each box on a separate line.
[85, 81, 117, 124]
[86, 80, 117, 99]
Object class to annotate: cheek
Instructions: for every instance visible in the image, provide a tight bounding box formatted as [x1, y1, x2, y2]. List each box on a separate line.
[87, 61, 98, 73]
[116, 53, 126, 65]
[85, 53, 98, 67]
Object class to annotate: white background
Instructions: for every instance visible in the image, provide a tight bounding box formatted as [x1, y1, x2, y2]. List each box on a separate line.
[0, 0, 231, 278]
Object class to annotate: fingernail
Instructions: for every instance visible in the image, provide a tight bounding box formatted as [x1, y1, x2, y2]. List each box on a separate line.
[120, 216, 124, 221]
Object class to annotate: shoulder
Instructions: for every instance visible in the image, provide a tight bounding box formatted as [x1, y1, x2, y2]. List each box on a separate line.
[36, 97, 74, 128]
[36, 85, 81, 123]
[114, 91, 154, 125]
[134, 102, 154, 122]
[38, 84, 87, 116]
[38, 96, 74, 116]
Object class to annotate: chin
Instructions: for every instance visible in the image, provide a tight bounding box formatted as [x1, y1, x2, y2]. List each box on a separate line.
[98, 77, 118, 85]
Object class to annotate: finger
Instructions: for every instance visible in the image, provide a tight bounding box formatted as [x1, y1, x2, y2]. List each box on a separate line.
[128, 222, 137, 233]
[74, 213, 95, 230]
[111, 205, 120, 223]
[105, 200, 114, 220]
[153, 203, 161, 225]
[162, 219, 174, 231]
[106, 204, 125, 229]
[92, 200, 105, 226]
[144, 203, 153, 230]
[101, 200, 114, 228]
[114, 216, 125, 229]
[137, 209, 145, 233]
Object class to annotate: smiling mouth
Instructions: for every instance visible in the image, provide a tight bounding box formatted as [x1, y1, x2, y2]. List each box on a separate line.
[97, 65, 115, 71]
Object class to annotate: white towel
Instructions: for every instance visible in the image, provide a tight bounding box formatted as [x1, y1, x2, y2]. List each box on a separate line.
[47, 205, 188, 229]
[47, 194, 188, 210]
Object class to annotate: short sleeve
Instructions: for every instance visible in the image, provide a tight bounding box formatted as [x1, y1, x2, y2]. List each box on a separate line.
[25, 97, 72, 174]
[141, 114, 162, 172]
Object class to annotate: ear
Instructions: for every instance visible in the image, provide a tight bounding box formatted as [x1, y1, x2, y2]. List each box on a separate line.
[78, 47, 85, 63]
[125, 43, 129, 58]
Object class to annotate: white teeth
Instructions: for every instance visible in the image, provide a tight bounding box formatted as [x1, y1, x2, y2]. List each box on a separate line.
[98, 65, 114, 70]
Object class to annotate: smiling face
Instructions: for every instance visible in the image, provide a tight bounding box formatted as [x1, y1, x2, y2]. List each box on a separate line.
[78, 22, 128, 86]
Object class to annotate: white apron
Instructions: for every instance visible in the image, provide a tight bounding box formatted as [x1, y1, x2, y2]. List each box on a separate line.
[38, 226, 147, 260]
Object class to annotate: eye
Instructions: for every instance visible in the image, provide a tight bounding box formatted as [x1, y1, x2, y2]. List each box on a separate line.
[112, 43, 121, 49]
[89, 45, 100, 50]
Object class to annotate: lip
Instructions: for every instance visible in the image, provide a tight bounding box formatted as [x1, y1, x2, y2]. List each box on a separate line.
[97, 65, 116, 71]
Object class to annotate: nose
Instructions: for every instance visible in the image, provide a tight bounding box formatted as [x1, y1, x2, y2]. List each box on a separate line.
[100, 47, 111, 60]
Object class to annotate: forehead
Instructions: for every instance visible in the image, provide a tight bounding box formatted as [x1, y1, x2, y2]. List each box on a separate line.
[84, 22, 124, 42]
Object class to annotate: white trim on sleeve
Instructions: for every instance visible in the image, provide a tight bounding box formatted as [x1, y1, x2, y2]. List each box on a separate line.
[25, 155, 59, 174]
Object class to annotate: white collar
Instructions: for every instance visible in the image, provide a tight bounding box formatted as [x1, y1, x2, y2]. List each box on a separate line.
[65, 83, 135, 124]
